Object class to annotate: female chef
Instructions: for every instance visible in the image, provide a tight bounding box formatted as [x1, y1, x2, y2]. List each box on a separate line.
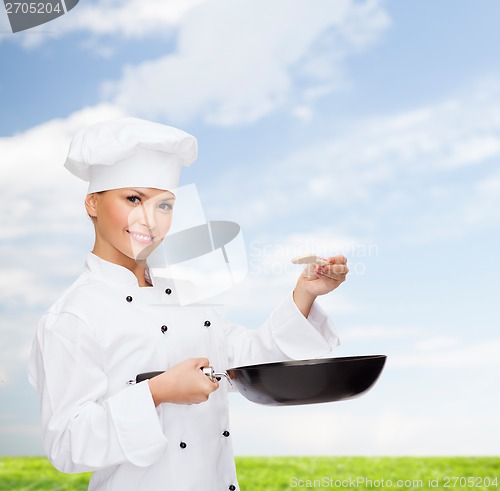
[28, 117, 349, 491]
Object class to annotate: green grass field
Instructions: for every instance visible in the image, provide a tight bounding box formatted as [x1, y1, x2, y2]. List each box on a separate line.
[0, 457, 499, 490]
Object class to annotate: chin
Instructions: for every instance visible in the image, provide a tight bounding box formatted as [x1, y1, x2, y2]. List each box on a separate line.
[133, 239, 162, 262]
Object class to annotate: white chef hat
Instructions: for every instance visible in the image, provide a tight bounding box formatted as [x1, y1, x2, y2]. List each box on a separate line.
[64, 117, 198, 193]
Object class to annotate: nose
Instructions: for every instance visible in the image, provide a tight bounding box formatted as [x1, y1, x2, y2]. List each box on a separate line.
[139, 201, 157, 232]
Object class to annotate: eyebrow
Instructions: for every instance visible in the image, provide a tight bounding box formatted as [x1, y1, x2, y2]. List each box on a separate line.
[127, 188, 175, 200]
[127, 188, 148, 198]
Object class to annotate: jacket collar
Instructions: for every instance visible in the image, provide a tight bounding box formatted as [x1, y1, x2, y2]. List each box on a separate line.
[84, 252, 144, 287]
[83, 252, 199, 306]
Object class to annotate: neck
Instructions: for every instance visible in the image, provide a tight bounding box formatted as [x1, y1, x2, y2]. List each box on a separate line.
[128, 259, 151, 287]
[91, 246, 151, 287]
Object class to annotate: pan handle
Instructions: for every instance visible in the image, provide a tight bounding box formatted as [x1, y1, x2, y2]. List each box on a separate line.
[201, 367, 235, 388]
[129, 371, 164, 384]
[129, 367, 234, 388]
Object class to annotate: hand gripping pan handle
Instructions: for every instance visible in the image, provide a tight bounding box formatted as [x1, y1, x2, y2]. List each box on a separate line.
[130, 367, 233, 388]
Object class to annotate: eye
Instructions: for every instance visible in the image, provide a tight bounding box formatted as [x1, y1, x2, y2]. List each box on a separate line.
[127, 195, 141, 204]
[157, 201, 174, 212]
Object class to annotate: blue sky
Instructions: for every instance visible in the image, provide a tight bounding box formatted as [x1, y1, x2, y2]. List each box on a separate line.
[1, 0, 499, 457]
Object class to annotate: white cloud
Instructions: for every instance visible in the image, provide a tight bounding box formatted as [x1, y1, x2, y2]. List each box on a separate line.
[392, 339, 500, 369]
[0, 240, 89, 309]
[414, 335, 459, 351]
[447, 134, 500, 167]
[291, 105, 314, 123]
[0, 315, 36, 386]
[0, 269, 57, 309]
[342, 326, 423, 340]
[463, 170, 500, 227]
[1, 103, 123, 188]
[285, 99, 500, 207]
[109, 0, 390, 125]
[0, 103, 125, 237]
[68, 0, 205, 37]
[338, 326, 500, 370]
[4, 0, 390, 98]
[0, 0, 207, 47]
[229, 396, 500, 455]
[199, 78, 500, 243]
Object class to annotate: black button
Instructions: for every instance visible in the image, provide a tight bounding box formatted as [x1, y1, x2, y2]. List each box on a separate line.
[229, 485, 236, 491]
[180, 441, 187, 449]
[204, 320, 211, 327]
[222, 430, 230, 437]
[165, 288, 172, 295]
[161, 325, 168, 334]
[126, 296, 133, 303]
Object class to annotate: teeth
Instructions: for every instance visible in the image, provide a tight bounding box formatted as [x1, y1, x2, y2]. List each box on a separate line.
[130, 232, 152, 241]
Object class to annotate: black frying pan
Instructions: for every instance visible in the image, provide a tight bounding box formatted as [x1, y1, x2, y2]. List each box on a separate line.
[134, 355, 386, 406]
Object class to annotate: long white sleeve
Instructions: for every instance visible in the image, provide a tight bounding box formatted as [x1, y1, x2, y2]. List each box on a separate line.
[28, 312, 168, 473]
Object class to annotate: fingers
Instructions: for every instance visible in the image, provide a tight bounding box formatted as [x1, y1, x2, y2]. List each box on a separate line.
[193, 357, 219, 382]
[193, 357, 210, 369]
[151, 358, 220, 405]
[316, 256, 349, 279]
[327, 255, 347, 265]
[193, 358, 220, 391]
[326, 263, 349, 275]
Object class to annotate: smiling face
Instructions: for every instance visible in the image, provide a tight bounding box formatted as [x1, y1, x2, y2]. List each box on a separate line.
[85, 187, 175, 269]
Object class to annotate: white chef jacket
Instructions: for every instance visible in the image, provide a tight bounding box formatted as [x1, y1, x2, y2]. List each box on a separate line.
[28, 252, 339, 491]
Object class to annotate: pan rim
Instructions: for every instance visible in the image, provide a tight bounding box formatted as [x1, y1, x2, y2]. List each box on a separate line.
[227, 354, 386, 372]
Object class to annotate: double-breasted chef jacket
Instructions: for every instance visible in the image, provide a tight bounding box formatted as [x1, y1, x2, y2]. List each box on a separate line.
[28, 252, 340, 491]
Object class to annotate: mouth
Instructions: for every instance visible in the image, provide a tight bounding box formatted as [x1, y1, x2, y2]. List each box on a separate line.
[127, 230, 155, 244]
